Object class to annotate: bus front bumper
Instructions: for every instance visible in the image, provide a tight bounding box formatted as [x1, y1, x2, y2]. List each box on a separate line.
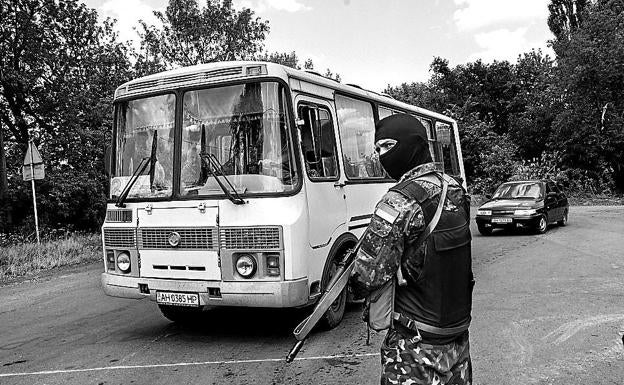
[101, 273, 310, 308]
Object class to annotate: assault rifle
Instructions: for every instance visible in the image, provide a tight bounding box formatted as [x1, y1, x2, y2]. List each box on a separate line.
[285, 239, 363, 363]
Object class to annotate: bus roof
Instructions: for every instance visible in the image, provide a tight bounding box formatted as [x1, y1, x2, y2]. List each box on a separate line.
[114, 61, 456, 125]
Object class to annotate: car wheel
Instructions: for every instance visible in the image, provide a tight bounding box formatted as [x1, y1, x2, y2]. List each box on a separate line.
[557, 210, 568, 226]
[478, 225, 492, 236]
[320, 249, 348, 330]
[158, 304, 203, 323]
[535, 215, 548, 234]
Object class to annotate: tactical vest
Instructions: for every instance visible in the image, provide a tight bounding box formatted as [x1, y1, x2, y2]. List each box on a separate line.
[390, 173, 474, 340]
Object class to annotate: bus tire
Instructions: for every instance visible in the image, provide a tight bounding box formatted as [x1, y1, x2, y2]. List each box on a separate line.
[320, 238, 354, 329]
[158, 304, 203, 323]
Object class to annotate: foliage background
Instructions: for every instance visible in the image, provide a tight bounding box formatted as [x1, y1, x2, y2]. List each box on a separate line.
[1, 0, 623, 235]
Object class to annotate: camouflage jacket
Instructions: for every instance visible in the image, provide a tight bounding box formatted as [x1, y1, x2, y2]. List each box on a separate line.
[349, 162, 443, 299]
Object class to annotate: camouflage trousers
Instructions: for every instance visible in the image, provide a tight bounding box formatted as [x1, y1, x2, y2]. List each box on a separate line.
[380, 329, 472, 385]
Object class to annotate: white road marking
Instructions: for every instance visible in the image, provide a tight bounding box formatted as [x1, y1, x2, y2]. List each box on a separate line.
[542, 314, 624, 345]
[0, 352, 380, 378]
[506, 321, 536, 385]
[527, 337, 624, 384]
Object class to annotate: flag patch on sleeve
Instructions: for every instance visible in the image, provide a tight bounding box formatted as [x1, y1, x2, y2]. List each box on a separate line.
[375, 203, 400, 224]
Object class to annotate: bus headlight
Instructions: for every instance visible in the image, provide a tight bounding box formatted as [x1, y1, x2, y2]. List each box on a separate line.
[235, 254, 257, 278]
[116, 252, 131, 273]
[477, 210, 492, 216]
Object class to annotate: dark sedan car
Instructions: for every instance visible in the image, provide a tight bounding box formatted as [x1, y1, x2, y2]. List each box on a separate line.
[475, 180, 569, 235]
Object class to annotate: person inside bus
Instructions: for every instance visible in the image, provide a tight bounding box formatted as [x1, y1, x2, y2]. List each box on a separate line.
[299, 109, 338, 179]
[181, 145, 201, 188]
[349, 114, 474, 385]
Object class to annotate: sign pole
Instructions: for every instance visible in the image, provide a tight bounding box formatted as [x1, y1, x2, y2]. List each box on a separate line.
[29, 142, 40, 244]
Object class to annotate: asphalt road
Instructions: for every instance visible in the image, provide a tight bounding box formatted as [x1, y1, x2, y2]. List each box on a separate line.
[1, 206, 623, 385]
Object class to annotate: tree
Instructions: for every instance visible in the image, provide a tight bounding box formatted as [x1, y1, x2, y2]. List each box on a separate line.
[550, 0, 624, 190]
[507, 50, 559, 159]
[137, 0, 270, 71]
[0, 120, 8, 231]
[256, 52, 341, 81]
[0, 0, 133, 231]
[257, 51, 300, 69]
[323, 68, 341, 83]
[548, 0, 589, 41]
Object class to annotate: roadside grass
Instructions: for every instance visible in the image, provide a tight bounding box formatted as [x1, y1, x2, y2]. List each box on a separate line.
[0, 233, 102, 281]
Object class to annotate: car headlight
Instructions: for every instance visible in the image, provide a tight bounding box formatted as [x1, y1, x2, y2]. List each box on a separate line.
[235, 254, 257, 278]
[116, 252, 131, 273]
[514, 209, 537, 216]
[477, 210, 492, 216]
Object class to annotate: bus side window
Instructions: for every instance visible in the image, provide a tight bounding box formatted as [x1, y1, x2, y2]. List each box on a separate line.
[336, 95, 384, 179]
[435, 122, 460, 177]
[416, 117, 438, 166]
[298, 105, 339, 180]
[379, 106, 393, 120]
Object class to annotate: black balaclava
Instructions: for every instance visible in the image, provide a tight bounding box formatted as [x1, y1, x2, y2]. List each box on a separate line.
[375, 114, 433, 180]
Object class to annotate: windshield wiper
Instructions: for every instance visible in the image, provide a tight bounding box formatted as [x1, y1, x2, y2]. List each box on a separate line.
[200, 154, 246, 205]
[115, 156, 151, 207]
[116, 131, 158, 207]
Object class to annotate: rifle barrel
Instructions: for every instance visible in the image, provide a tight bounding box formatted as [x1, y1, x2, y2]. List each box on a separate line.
[286, 340, 305, 363]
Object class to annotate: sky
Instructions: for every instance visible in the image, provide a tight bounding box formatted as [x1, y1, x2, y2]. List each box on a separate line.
[82, 0, 554, 92]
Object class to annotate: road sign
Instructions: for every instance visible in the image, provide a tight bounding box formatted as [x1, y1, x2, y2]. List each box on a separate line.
[23, 142, 43, 165]
[22, 141, 43, 243]
[22, 164, 45, 181]
[22, 142, 45, 181]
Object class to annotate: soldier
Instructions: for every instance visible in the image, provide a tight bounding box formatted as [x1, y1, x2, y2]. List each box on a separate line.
[349, 114, 474, 385]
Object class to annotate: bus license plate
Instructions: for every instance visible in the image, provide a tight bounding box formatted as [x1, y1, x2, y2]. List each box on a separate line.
[156, 291, 200, 307]
[492, 217, 512, 223]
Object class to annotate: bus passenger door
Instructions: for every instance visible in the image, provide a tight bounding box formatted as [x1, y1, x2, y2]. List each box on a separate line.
[296, 97, 347, 247]
[335, 95, 390, 238]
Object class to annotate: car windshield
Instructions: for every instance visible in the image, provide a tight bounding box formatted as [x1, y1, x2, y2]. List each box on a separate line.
[111, 94, 175, 200]
[179, 82, 299, 197]
[492, 182, 543, 199]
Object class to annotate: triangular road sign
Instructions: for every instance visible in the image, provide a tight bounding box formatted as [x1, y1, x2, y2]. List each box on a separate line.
[23, 141, 43, 165]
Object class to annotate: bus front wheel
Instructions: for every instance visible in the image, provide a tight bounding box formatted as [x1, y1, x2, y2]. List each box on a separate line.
[320, 248, 348, 329]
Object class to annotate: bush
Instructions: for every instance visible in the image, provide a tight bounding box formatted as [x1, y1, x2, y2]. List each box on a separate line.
[469, 136, 521, 194]
[512, 150, 616, 194]
[0, 232, 102, 280]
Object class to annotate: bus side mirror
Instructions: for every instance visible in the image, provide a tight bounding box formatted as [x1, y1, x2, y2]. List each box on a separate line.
[104, 146, 111, 176]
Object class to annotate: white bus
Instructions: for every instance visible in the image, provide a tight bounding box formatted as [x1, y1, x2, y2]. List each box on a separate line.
[101, 61, 466, 326]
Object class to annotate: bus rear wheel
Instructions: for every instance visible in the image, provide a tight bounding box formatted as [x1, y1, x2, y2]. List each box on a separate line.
[320, 249, 348, 330]
[158, 304, 203, 323]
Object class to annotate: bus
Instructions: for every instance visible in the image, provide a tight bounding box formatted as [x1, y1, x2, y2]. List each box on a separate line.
[101, 61, 466, 327]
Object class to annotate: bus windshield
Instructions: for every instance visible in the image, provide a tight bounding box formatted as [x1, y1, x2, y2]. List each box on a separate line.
[111, 93, 175, 200]
[180, 82, 299, 197]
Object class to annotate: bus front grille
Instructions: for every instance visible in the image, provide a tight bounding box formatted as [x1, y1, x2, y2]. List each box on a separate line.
[139, 228, 217, 250]
[219, 227, 281, 250]
[103, 228, 136, 248]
